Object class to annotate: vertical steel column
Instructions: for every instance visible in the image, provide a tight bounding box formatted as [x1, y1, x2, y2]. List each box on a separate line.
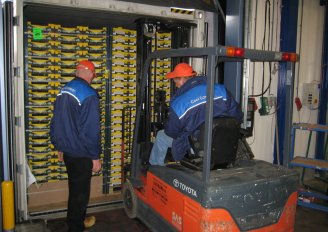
[136, 20, 152, 143]
[275, 0, 298, 165]
[224, 0, 244, 102]
[316, 3, 328, 160]
[103, 26, 112, 194]
[282, 62, 296, 166]
[1, 0, 14, 181]
[202, 55, 215, 183]
[131, 20, 152, 179]
[0, 0, 5, 229]
[0, 0, 5, 182]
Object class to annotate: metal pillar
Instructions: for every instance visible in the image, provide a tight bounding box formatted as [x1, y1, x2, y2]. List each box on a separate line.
[0, 1, 4, 229]
[275, 0, 298, 165]
[1, 0, 14, 181]
[135, 19, 153, 144]
[316, 3, 328, 160]
[224, 0, 244, 102]
[0, 0, 4, 181]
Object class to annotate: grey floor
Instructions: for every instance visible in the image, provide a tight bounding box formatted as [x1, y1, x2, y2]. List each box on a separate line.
[15, 205, 328, 232]
[16, 169, 328, 231]
[295, 206, 328, 231]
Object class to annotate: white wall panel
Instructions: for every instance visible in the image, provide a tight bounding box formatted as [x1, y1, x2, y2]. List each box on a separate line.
[246, 0, 281, 162]
[246, 0, 324, 162]
[293, 0, 324, 158]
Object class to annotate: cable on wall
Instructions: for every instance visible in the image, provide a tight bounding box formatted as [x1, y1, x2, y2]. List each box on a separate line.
[251, 0, 259, 96]
[250, 0, 272, 98]
[294, 0, 304, 112]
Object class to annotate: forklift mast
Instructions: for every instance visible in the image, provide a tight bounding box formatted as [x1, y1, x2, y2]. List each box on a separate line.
[135, 19, 195, 144]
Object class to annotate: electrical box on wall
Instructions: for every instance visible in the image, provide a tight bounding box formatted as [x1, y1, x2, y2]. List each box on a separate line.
[302, 83, 320, 109]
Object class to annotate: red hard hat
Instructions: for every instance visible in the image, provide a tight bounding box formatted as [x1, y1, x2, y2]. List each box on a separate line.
[76, 60, 96, 77]
[166, 63, 197, 79]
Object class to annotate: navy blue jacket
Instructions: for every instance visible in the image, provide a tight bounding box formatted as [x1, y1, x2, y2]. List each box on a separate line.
[164, 76, 243, 161]
[50, 77, 101, 160]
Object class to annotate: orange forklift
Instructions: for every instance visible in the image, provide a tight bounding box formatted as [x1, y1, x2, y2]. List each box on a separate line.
[123, 45, 299, 232]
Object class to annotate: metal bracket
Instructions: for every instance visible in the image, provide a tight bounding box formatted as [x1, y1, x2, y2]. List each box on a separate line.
[15, 116, 21, 126]
[16, 164, 23, 174]
[17, 210, 25, 221]
[14, 67, 20, 77]
[13, 16, 19, 26]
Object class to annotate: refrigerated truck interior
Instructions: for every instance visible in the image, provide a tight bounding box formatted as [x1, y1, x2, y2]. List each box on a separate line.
[2, 0, 214, 220]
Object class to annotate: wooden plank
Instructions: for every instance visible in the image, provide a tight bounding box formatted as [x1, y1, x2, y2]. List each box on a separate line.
[28, 176, 121, 212]
[28, 193, 122, 213]
[291, 156, 328, 170]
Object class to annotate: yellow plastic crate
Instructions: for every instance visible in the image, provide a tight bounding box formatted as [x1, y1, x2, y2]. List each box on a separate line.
[113, 27, 136, 37]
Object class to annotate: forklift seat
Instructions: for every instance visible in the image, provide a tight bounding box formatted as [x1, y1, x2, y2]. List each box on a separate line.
[185, 117, 240, 170]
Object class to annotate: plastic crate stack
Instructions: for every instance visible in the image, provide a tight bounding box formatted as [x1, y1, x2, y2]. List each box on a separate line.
[25, 22, 108, 183]
[150, 32, 172, 126]
[110, 27, 137, 190]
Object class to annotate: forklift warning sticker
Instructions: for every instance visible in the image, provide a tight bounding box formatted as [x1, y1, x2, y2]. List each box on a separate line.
[33, 28, 43, 40]
[152, 178, 168, 205]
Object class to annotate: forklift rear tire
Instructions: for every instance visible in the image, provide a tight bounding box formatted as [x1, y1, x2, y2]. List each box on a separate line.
[123, 179, 138, 219]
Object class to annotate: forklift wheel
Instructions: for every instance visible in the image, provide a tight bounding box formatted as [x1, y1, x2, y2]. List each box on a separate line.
[123, 179, 138, 219]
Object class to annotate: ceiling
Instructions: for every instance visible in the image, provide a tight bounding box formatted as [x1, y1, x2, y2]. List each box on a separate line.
[24, 3, 199, 29]
[117, 0, 217, 12]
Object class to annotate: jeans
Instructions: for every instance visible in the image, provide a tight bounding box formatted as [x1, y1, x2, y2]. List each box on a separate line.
[149, 130, 173, 166]
[64, 154, 93, 232]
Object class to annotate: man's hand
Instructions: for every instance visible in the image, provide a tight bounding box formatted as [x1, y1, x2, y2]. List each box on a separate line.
[92, 159, 102, 173]
[58, 151, 63, 162]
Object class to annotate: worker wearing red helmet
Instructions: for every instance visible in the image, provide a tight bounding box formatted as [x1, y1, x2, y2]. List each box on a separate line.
[149, 63, 243, 165]
[50, 60, 101, 231]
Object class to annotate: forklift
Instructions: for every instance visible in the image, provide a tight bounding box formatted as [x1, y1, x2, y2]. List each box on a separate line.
[122, 45, 299, 232]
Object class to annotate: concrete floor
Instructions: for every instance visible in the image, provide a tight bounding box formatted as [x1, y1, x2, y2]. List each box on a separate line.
[16, 169, 328, 231]
[15, 205, 328, 232]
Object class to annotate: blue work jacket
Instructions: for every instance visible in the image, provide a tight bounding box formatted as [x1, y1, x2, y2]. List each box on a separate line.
[164, 76, 243, 161]
[50, 77, 101, 160]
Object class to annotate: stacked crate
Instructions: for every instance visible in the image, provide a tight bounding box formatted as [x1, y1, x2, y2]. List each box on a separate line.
[110, 27, 137, 190]
[151, 32, 171, 90]
[26, 22, 108, 183]
[150, 32, 172, 131]
[26, 22, 172, 188]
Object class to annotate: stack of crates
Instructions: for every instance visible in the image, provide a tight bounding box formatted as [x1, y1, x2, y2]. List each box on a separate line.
[25, 22, 108, 183]
[150, 32, 172, 132]
[151, 32, 171, 91]
[110, 27, 137, 190]
[26, 22, 172, 189]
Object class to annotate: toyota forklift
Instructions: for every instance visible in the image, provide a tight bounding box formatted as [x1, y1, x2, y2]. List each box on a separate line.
[122, 45, 299, 232]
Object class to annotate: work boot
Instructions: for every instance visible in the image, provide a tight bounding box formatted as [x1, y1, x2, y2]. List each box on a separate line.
[84, 216, 96, 228]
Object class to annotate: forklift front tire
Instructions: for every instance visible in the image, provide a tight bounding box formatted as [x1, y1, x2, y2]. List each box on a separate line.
[123, 179, 138, 219]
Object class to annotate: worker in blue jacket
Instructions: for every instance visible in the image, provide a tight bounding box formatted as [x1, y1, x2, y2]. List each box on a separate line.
[50, 60, 101, 232]
[149, 63, 243, 165]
